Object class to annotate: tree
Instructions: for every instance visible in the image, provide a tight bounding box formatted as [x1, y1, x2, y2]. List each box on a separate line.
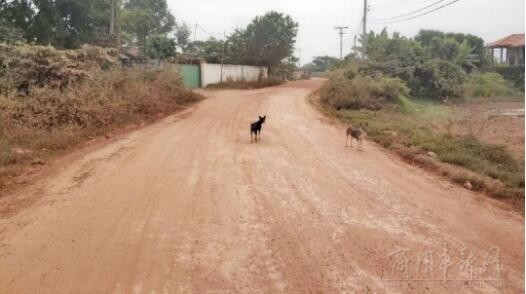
[121, 0, 175, 56]
[224, 29, 248, 64]
[0, 17, 25, 44]
[366, 29, 425, 65]
[1, 0, 111, 48]
[414, 29, 444, 47]
[241, 11, 298, 69]
[145, 34, 175, 59]
[416, 29, 486, 67]
[0, 0, 33, 42]
[306, 56, 340, 72]
[428, 37, 477, 71]
[273, 55, 298, 79]
[360, 29, 475, 99]
[187, 37, 224, 63]
[175, 22, 191, 52]
[413, 59, 467, 98]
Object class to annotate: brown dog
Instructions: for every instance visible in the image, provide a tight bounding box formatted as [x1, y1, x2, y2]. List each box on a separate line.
[345, 123, 367, 150]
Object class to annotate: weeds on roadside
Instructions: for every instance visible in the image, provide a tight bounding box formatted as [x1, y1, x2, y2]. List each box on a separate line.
[313, 95, 524, 208]
[464, 72, 521, 98]
[206, 77, 284, 89]
[0, 66, 203, 188]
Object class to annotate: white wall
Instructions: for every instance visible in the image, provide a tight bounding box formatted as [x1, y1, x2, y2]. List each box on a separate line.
[200, 63, 268, 87]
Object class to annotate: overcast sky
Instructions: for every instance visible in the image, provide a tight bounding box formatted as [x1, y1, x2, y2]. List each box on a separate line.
[166, 0, 525, 65]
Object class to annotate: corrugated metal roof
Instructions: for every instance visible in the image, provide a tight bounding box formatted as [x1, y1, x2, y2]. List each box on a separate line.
[486, 34, 525, 48]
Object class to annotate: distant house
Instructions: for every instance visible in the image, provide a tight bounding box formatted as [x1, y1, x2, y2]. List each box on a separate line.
[486, 34, 525, 65]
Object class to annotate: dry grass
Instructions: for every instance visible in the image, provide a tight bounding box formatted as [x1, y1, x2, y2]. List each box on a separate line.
[0, 66, 204, 190]
[0, 43, 118, 94]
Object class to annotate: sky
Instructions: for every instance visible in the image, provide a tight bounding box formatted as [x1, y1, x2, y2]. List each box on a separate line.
[166, 0, 525, 66]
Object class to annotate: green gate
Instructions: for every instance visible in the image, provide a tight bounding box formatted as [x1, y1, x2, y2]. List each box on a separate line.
[180, 64, 201, 88]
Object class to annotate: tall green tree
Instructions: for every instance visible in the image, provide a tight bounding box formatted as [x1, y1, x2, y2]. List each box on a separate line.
[415, 29, 487, 67]
[0, 0, 33, 43]
[236, 11, 298, 69]
[121, 0, 175, 56]
[145, 34, 176, 59]
[0, 0, 110, 48]
[303, 56, 339, 72]
[187, 37, 223, 63]
[175, 22, 191, 52]
[224, 29, 247, 64]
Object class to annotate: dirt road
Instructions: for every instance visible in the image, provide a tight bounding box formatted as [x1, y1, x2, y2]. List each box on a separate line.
[0, 79, 523, 293]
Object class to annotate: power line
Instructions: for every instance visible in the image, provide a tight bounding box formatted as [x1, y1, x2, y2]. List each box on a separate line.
[348, 16, 362, 54]
[371, 0, 438, 10]
[197, 24, 217, 38]
[371, 0, 447, 21]
[370, 0, 461, 24]
[191, 22, 225, 41]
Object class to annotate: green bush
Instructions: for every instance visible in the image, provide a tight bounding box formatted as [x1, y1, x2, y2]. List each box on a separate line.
[412, 59, 467, 99]
[485, 64, 525, 92]
[464, 72, 519, 97]
[372, 75, 410, 101]
[320, 70, 409, 110]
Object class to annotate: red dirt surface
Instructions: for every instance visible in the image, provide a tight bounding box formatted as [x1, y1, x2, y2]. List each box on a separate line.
[0, 80, 523, 293]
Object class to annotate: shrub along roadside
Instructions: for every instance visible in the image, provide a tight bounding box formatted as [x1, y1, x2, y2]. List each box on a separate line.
[320, 69, 409, 110]
[206, 76, 284, 89]
[310, 93, 524, 210]
[0, 66, 204, 189]
[463, 72, 520, 97]
[0, 43, 118, 94]
[485, 64, 525, 92]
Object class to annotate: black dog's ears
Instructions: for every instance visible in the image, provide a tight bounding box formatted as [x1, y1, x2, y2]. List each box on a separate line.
[259, 115, 266, 119]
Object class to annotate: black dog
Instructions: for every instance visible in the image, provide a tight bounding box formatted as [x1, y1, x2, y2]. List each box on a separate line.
[250, 115, 266, 143]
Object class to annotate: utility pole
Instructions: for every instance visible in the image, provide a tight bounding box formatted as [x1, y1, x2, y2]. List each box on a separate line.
[194, 23, 198, 42]
[362, 0, 368, 58]
[334, 26, 348, 60]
